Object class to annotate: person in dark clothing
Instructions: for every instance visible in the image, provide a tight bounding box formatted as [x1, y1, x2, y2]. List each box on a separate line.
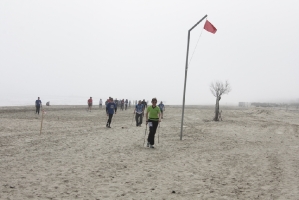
[35, 97, 42, 115]
[120, 99, 124, 111]
[134, 100, 144, 127]
[141, 99, 147, 109]
[125, 99, 128, 110]
[158, 101, 165, 119]
[106, 98, 117, 128]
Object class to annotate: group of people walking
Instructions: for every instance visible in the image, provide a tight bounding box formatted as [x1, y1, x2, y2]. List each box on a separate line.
[87, 97, 132, 112]
[133, 99, 164, 127]
[104, 98, 131, 110]
[35, 96, 165, 149]
[104, 96, 165, 148]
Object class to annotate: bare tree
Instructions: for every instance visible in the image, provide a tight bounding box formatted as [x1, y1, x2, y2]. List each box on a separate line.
[210, 80, 231, 121]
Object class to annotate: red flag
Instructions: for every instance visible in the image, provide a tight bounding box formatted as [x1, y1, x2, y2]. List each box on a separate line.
[204, 20, 217, 34]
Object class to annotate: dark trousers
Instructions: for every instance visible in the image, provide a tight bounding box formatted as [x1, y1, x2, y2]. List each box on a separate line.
[135, 113, 143, 126]
[147, 120, 159, 145]
[107, 114, 113, 125]
[36, 106, 40, 114]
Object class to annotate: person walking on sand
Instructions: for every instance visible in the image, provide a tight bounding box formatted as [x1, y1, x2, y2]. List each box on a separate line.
[106, 97, 117, 128]
[87, 97, 93, 112]
[35, 97, 42, 115]
[120, 99, 124, 111]
[134, 100, 144, 127]
[99, 99, 102, 108]
[105, 97, 111, 107]
[125, 99, 128, 110]
[145, 98, 161, 148]
[114, 98, 119, 112]
[141, 99, 147, 109]
[158, 101, 165, 119]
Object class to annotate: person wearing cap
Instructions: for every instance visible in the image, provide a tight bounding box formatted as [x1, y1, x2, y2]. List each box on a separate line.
[106, 97, 117, 128]
[87, 97, 93, 112]
[35, 97, 42, 115]
[134, 100, 144, 127]
[145, 98, 161, 148]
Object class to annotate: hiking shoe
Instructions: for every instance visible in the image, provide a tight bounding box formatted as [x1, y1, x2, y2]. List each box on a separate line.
[150, 145, 154, 148]
[147, 142, 150, 147]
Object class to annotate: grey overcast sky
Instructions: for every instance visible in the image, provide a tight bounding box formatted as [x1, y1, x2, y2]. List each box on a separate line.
[1, 0, 298, 106]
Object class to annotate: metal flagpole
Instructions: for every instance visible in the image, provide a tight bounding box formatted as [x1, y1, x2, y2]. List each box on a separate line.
[180, 14, 208, 140]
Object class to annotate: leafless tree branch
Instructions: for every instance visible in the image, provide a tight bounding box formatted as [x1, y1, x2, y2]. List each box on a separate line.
[210, 80, 231, 121]
[210, 80, 231, 97]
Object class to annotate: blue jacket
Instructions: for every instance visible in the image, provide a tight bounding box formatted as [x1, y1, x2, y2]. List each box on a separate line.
[135, 104, 144, 114]
[106, 102, 117, 114]
[159, 103, 164, 111]
[35, 100, 42, 106]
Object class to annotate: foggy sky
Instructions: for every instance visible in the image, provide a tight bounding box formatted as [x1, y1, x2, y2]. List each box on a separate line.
[1, 0, 298, 106]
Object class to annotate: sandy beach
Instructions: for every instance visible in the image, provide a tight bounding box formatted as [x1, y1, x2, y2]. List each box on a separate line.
[1, 105, 299, 199]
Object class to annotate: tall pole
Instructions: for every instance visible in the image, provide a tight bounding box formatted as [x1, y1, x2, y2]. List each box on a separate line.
[180, 14, 207, 140]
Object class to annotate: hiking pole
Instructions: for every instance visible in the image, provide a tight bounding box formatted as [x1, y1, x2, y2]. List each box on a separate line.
[113, 111, 116, 125]
[143, 124, 148, 147]
[40, 109, 45, 135]
[105, 111, 109, 127]
[131, 113, 135, 125]
[157, 122, 160, 144]
[106, 114, 108, 127]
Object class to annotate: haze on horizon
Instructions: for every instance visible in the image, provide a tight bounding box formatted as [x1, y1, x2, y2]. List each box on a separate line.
[1, 1, 298, 106]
